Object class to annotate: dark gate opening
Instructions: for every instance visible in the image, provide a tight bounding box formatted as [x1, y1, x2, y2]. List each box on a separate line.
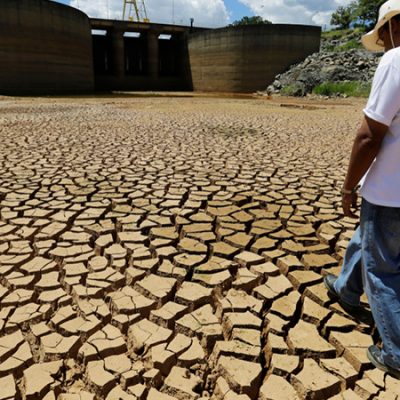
[159, 34, 181, 77]
[124, 32, 148, 76]
[92, 31, 112, 75]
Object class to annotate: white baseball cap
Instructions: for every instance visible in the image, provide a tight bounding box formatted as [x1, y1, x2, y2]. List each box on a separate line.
[362, 0, 400, 51]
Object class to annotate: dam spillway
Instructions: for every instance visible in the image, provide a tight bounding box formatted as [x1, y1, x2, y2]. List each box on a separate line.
[0, 0, 321, 94]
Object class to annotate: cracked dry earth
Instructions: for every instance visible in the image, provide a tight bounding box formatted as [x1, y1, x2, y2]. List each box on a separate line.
[0, 94, 397, 400]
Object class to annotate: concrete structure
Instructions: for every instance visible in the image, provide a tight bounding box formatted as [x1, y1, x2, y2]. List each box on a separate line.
[188, 24, 321, 93]
[90, 19, 201, 91]
[0, 0, 94, 95]
[0, 1, 321, 94]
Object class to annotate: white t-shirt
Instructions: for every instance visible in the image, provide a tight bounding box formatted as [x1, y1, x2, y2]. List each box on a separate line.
[361, 47, 400, 207]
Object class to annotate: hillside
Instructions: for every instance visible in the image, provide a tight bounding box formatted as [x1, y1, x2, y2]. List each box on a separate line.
[266, 28, 382, 97]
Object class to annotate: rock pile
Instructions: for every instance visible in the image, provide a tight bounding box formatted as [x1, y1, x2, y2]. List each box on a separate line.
[267, 47, 381, 96]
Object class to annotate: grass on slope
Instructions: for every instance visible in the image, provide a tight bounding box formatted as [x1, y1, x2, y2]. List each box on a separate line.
[312, 81, 371, 98]
[321, 27, 364, 40]
[322, 27, 364, 52]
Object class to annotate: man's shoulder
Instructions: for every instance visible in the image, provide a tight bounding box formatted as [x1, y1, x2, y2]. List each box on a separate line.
[380, 47, 400, 67]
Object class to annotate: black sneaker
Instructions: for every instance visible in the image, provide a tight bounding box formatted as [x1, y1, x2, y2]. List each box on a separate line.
[367, 345, 400, 379]
[324, 274, 374, 326]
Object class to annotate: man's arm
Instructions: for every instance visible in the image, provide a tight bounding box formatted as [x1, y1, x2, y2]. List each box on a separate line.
[342, 116, 388, 218]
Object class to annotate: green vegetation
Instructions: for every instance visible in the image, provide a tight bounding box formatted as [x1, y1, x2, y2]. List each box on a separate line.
[230, 16, 272, 26]
[312, 81, 371, 97]
[324, 39, 362, 52]
[331, 4, 356, 29]
[330, 0, 386, 30]
[321, 26, 365, 41]
[280, 84, 306, 97]
[321, 28, 353, 40]
[357, 0, 386, 27]
[321, 27, 364, 52]
[336, 39, 362, 51]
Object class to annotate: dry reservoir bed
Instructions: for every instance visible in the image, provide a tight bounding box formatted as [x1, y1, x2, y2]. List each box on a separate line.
[0, 95, 396, 399]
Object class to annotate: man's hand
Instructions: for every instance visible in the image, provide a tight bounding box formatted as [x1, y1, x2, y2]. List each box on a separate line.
[341, 116, 387, 220]
[342, 192, 358, 218]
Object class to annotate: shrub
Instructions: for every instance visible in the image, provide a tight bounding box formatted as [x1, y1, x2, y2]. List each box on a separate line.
[312, 81, 371, 97]
[321, 28, 352, 40]
[335, 39, 362, 51]
[280, 83, 306, 97]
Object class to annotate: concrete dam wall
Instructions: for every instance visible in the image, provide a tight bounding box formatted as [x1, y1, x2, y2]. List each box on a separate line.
[188, 25, 321, 93]
[0, 0, 94, 94]
[90, 19, 198, 92]
[0, 1, 321, 94]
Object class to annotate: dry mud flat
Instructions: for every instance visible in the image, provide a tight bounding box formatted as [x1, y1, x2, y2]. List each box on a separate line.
[0, 95, 396, 399]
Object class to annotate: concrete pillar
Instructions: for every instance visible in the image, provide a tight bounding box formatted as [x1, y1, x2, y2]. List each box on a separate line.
[111, 29, 125, 78]
[147, 31, 159, 79]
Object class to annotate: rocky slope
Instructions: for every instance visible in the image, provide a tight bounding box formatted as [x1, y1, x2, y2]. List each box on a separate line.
[266, 32, 382, 96]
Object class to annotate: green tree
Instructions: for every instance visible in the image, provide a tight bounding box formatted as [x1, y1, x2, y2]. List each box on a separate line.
[331, 0, 386, 30]
[230, 16, 272, 26]
[357, 0, 386, 28]
[330, 3, 356, 29]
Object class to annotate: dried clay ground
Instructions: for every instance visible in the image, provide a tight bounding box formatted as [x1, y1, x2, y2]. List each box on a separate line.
[0, 94, 397, 400]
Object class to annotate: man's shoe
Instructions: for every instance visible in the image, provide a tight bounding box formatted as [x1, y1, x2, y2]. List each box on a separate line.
[324, 273, 340, 301]
[324, 274, 374, 326]
[367, 345, 400, 379]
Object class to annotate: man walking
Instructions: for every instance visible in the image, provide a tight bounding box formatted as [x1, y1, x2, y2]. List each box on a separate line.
[324, 0, 400, 378]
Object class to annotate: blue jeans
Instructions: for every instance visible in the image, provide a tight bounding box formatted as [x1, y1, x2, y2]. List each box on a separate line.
[335, 199, 400, 370]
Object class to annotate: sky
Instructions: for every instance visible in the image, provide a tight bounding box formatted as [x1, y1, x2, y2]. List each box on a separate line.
[55, 0, 354, 28]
